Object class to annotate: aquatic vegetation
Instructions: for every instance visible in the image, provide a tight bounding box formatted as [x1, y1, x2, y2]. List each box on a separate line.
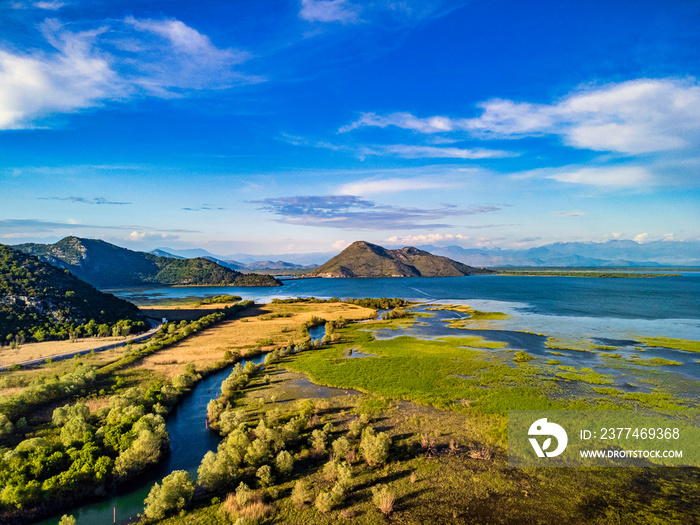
[592, 387, 685, 410]
[513, 351, 536, 363]
[545, 337, 600, 353]
[641, 337, 700, 353]
[556, 366, 614, 385]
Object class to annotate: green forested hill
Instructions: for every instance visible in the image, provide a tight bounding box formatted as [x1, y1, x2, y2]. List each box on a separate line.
[13, 237, 281, 288]
[307, 241, 494, 278]
[0, 245, 145, 343]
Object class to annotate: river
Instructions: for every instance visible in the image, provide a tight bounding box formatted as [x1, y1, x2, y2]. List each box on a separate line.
[37, 354, 266, 525]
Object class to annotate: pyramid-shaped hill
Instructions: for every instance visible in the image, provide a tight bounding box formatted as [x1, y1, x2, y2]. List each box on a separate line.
[307, 241, 493, 278]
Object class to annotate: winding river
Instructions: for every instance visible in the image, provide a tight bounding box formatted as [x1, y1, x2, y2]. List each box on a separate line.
[37, 354, 266, 525]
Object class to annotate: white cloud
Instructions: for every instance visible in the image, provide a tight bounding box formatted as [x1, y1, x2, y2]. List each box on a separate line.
[332, 239, 350, 250]
[129, 231, 179, 241]
[0, 20, 121, 129]
[361, 144, 515, 159]
[34, 1, 66, 9]
[554, 210, 587, 217]
[634, 232, 650, 243]
[470, 79, 700, 154]
[0, 17, 257, 129]
[338, 177, 460, 195]
[300, 0, 359, 23]
[387, 233, 471, 244]
[546, 166, 653, 187]
[340, 112, 458, 133]
[342, 78, 700, 154]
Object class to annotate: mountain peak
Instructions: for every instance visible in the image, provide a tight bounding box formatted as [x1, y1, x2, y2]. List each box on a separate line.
[307, 241, 492, 278]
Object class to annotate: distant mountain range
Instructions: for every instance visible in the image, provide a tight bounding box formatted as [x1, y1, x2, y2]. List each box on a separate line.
[157, 247, 327, 267]
[307, 241, 492, 278]
[154, 248, 318, 271]
[13, 237, 281, 288]
[415, 240, 700, 267]
[1, 244, 144, 342]
[159, 239, 700, 268]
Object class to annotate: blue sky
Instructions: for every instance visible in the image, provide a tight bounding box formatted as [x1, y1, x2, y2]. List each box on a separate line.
[1, 0, 699, 255]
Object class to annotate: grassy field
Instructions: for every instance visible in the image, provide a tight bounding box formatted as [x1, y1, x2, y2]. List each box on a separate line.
[133, 302, 375, 378]
[151, 344, 700, 525]
[0, 335, 128, 367]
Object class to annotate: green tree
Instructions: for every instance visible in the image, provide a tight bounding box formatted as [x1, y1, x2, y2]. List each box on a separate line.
[143, 470, 194, 520]
[275, 450, 294, 475]
[359, 427, 391, 467]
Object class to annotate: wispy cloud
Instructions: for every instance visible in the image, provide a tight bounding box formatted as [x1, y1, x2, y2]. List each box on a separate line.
[0, 219, 199, 238]
[512, 164, 655, 188]
[128, 231, 179, 241]
[38, 196, 131, 205]
[340, 112, 457, 133]
[546, 166, 653, 187]
[341, 78, 700, 154]
[387, 233, 471, 244]
[554, 210, 587, 217]
[338, 176, 460, 195]
[250, 195, 500, 230]
[360, 144, 515, 159]
[34, 1, 66, 9]
[182, 205, 227, 211]
[299, 0, 360, 23]
[0, 17, 259, 129]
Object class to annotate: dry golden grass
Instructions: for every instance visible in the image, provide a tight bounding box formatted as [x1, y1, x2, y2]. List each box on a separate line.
[134, 302, 375, 377]
[140, 303, 237, 322]
[0, 336, 126, 367]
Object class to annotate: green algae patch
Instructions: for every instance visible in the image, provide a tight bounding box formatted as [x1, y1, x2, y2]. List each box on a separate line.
[435, 335, 508, 350]
[545, 337, 602, 353]
[641, 337, 700, 353]
[592, 387, 685, 410]
[513, 351, 536, 363]
[556, 365, 614, 385]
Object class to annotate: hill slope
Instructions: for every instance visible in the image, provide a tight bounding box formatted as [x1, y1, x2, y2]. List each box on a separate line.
[0, 244, 145, 343]
[13, 237, 281, 288]
[307, 241, 492, 278]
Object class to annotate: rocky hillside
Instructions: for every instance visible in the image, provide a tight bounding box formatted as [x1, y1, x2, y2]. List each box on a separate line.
[307, 241, 492, 278]
[13, 237, 281, 288]
[0, 244, 145, 343]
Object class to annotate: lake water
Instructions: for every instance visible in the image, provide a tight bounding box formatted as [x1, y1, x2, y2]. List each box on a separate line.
[117, 274, 700, 339]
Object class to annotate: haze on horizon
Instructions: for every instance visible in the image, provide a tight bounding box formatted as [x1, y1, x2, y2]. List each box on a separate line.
[1, 0, 699, 256]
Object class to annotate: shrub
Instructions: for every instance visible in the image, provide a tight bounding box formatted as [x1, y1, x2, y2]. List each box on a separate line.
[372, 484, 395, 516]
[359, 427, 391, 467]
[256, 465, 274, 487]
[309, 429, 327, 455]
[331, 482, 346, 504]
[275, 450, 294, 475]
[143, 470, 195, 520]
[58, 516, 76, 525]
[332, 436, 351, 460]
[347, 420, 363, 438]
[336, 462, 353, 489]
[291, 480, 312, 508]
[315, 491, 333, 513]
